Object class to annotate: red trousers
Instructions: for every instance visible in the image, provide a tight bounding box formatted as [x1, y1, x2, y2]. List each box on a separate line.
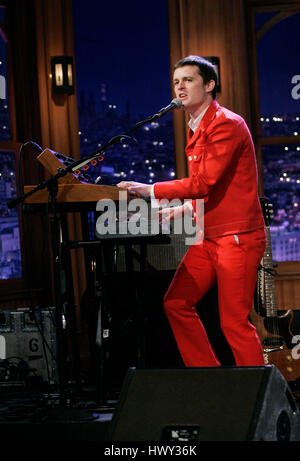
[164, 228, 266, 367]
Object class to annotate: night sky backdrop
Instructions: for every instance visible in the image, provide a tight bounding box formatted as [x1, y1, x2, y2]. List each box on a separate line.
[72, 0, 173, 119]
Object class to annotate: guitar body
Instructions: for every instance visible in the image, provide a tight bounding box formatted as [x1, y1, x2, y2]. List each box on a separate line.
[250, 308, 300, 382]
[251, 198, 300, 383]
[264, 345, 300, 383]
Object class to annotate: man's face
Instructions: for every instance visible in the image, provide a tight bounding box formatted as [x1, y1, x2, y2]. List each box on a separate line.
[173, 65, 213, 117]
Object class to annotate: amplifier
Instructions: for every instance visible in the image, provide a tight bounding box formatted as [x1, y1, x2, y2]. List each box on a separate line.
[112, 232, 191, 272]
[0, 307, 57, 385]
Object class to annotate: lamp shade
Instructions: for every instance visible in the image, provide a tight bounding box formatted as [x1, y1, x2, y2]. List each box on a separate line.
[51, 56, 74, 94]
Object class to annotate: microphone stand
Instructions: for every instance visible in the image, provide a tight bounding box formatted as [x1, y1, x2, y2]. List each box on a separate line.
[6, 106, 175, 405]
[7, 101, 176, 209]
[6, 103, 163, 209]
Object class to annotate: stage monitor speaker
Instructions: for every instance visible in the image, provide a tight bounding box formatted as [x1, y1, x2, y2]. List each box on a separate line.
[108, 365, 300, 441]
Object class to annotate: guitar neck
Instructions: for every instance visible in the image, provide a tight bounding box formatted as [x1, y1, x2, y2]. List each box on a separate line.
[259, 225, 278, 316]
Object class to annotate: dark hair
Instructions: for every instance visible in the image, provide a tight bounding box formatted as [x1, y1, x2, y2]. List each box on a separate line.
[174, 55, 218, 99]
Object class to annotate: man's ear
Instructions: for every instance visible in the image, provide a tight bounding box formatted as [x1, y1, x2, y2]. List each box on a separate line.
[205, 80, 216, 94]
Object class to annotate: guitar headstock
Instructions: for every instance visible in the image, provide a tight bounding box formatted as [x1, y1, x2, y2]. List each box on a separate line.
[260, 197, 274, 227]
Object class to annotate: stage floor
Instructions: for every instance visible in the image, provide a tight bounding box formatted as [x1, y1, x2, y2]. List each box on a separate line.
[0, 384, 115, 441]
[1, 375, 300, 441]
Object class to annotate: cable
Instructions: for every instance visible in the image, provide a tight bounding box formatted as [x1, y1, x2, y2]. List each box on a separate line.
[17, 141, 43, 198]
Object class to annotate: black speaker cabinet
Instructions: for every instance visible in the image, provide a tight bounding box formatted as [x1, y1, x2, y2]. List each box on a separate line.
[108, 365, 300, 441]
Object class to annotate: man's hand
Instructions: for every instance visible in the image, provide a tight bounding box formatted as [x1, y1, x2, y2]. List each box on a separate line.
[117, 181, 152, 198]
[157, 202, 194, 224]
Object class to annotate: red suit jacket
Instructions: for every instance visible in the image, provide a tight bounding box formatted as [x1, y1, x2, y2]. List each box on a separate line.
[153, 100, 264, 238]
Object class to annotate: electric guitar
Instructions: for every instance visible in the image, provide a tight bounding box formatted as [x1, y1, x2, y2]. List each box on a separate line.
[250, 198, 300, 382]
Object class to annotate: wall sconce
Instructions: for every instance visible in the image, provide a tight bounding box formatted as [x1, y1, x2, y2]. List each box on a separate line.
[204, 56, 221, 93]
[51, 56, 74, 94]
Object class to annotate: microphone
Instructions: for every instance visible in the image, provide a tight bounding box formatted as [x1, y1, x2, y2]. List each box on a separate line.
[155, 98, 182, 118]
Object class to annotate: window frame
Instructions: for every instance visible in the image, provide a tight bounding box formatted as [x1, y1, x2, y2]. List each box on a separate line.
[0, 5, 26, 300]
[246, 0, 300, 279]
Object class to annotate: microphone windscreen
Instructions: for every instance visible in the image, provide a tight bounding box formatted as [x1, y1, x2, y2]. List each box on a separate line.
[171, 98, 183, 108]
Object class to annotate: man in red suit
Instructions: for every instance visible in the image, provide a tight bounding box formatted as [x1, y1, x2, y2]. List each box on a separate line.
[117, 55, 266, 367]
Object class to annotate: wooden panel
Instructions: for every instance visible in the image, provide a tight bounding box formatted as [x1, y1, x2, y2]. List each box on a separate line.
[275, 262, 300, 310]
[34, 0, 86, 309]
[34, 0, 79, 158]
[168, 0, 252, 125]
[167, 0, 253, 180]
